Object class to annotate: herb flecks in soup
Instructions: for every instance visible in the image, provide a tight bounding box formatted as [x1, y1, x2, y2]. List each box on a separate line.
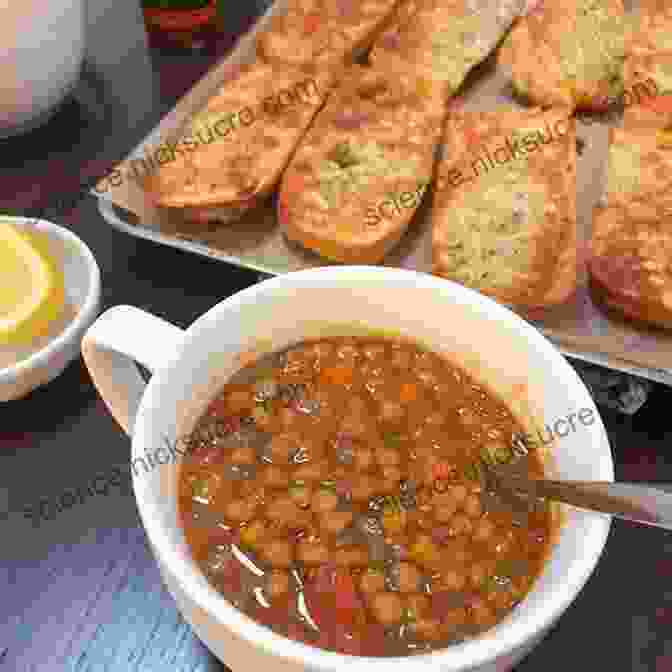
[179, 337, 553, 657]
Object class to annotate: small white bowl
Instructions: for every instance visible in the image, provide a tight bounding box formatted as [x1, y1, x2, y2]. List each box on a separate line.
[0, 217, 101, 401]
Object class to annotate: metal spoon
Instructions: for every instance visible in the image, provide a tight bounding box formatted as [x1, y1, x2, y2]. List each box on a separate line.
[484, 466, 672, 531]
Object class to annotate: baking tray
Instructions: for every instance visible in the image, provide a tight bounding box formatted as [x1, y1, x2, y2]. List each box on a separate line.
[96, 0, 672, 387]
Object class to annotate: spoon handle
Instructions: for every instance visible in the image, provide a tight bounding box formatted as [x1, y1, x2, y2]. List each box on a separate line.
[506, 479, 672, 531]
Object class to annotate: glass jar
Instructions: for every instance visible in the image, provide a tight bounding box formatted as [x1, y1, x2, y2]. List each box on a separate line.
[141, 0, 221, 49]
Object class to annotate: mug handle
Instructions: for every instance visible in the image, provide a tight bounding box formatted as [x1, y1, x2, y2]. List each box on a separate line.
[81, 305, 185, 437]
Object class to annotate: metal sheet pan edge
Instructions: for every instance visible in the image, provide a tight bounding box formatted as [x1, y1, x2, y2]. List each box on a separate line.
[97, 197, 672, 387]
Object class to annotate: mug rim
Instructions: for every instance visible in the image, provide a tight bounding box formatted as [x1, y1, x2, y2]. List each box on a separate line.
[132, 266, 613, 671]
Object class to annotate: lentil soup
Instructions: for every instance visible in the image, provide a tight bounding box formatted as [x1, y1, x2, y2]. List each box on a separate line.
[178, 336, 554, 657]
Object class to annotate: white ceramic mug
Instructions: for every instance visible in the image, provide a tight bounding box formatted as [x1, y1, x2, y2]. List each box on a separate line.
[0, 0, 85, 137]
[82, 266, 613, 672]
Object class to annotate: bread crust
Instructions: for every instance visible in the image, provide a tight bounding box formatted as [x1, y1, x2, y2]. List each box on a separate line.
[142, 61, 334, 222]
[256, 0, 402, 69]
[369, 0, 525, 100]
[589, 117, 672, 330]
[279, 65, 444, 264]
[431, 106, 577, 310]
[500, 0, 626, 112]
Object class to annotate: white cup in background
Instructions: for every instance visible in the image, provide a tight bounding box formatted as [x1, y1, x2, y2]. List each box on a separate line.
[0, 0, 85, 138]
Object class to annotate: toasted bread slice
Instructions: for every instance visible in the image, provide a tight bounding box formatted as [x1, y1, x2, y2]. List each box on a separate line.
[141, 61, 335, 224]
[623, 52, 672, 128]
[279, 65, 444, 263]
[590, 213, 672, 330]
[431, 106, 577, 310]
[369, 0, 525, 100]
[628, 1, 672, 55]
[622, 3, 672, 127]
[500, 0, 628, 112]
[256, 0, 402, 70]
[589, 114, 672, 329]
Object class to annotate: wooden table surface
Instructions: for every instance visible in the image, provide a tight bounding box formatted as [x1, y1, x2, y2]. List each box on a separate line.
[2, 2, 672, 670]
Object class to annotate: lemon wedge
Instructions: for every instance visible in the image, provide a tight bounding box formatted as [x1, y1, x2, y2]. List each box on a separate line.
[0, 220, 65, 347]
